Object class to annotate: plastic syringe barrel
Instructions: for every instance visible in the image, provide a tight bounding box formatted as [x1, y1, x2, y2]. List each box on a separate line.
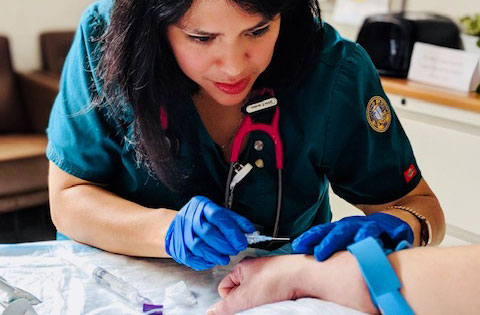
[92, 267, 151, 306]
[245, 232, 291, 244]
[245, 232, 272, 244]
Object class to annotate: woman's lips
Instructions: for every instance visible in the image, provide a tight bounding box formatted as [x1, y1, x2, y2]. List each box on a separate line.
[214, 78, 250, 95]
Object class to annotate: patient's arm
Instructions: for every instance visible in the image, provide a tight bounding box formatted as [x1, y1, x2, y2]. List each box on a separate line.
[208, 245, 480, 315]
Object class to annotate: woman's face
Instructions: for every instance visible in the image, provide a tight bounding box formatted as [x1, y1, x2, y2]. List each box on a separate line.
[167, 0, 281, 107]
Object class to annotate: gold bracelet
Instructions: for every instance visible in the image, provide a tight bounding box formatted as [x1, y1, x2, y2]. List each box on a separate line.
[386, 205, 432, 246]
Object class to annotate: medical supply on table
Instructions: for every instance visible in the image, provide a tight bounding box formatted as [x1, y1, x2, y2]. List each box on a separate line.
[92, 267, 155, 308]
[1, 298, 38, 315]
[245, 231, 290, 244]
[0, 276, 41, 306]
[347, 237, 414, 315]
[225, 92, 285, 238]
[163, 281, 197, 307]
[61, 252, 163, 314]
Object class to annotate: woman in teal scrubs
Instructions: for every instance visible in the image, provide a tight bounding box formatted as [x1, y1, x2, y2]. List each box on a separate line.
[47, 0, 445, 270]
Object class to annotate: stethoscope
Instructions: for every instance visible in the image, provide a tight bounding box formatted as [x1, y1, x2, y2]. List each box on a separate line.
[223, 91, 284, 238]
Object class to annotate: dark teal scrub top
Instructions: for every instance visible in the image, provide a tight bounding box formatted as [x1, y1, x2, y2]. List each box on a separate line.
[46, 0, 422, 238]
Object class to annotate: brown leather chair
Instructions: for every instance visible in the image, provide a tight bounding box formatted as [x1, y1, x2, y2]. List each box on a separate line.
[0, 36, 56, 214]
[40, 31, 75, 79]
[20, 31, 74, 132]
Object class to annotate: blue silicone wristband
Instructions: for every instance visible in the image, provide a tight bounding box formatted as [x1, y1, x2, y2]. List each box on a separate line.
[347, 237, 414, 315]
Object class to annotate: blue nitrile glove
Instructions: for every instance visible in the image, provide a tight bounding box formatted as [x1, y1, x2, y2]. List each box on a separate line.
[292, 213, 413, 261]
[165, 196, 255, 271]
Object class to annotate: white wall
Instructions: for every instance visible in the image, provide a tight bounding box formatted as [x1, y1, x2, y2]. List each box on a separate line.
[402, 0, 480, 19]
[0, 0, 97, 71]
[324, 0, 480, 41]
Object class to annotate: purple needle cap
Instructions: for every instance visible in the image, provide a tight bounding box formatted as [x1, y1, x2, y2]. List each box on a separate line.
[143, 303, 163, 315]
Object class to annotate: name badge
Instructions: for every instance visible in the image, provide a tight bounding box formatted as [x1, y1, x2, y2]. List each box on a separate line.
[244, 97, 278, 114]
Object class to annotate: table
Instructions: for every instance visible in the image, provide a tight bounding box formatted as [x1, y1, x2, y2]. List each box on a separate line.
[0, 240, 364, 315]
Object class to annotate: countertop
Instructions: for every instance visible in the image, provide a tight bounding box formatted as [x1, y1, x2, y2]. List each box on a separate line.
[381, 77, 480, 113]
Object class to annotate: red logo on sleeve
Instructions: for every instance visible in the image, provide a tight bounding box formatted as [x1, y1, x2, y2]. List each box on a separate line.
[404, 164, 417, 183]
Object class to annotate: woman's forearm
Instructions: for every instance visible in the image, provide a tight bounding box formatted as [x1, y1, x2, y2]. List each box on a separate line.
[298, 253, 378, 313]
[384, 192, 445, 245]
[299, 245, 480, 314]
[390, 245, 480, 314]
[49, 163, 177, 257]
[51, 183, 177, 257]
[359, 178, 446, 246]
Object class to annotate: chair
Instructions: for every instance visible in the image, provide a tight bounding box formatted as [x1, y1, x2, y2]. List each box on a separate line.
[0, 36, 56, 213]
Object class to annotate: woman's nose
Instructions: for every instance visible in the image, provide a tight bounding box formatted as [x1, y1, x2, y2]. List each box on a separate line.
[216, 43, 249, 78]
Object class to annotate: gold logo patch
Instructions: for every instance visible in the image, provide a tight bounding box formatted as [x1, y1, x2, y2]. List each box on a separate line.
[366, 96, 391, 133]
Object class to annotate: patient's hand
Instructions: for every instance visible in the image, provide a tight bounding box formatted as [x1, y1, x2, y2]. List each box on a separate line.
[207, 255, 308, 315]
[207, 252, 377, 315]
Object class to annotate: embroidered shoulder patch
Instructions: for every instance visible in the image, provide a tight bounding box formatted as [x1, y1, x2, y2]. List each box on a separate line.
[366, 96, 391, 133]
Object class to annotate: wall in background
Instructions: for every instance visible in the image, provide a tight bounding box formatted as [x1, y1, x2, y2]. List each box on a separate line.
[400, 0, 480, 18]
[323, 0, 480, 41]
[0, 0, 96, 71]
[1, 0, 479, 71]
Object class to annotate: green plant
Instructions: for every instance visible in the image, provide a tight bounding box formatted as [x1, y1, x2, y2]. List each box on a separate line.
[460, 13, 480, 47]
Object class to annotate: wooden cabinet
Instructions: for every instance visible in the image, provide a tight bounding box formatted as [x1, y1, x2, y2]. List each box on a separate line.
[389, 94, 480, 244]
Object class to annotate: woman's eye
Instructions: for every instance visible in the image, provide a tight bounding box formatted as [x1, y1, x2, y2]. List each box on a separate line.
[250, 25, 270, 38]
[188, 35, 213, 44]
[187, 25, 270, 44]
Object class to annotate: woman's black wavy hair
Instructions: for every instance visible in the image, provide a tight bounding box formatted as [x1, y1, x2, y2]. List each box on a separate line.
[98, 0, 323, 190]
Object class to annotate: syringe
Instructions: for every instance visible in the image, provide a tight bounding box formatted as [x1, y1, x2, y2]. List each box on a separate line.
[92, 266, 153, 307]
[245, 231, 290, 244]
[62, 252, 162, 313]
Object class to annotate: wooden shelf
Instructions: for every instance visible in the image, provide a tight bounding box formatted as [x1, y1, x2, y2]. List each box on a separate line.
[0, 135, 47, 162]
[381, 77, 480, 113]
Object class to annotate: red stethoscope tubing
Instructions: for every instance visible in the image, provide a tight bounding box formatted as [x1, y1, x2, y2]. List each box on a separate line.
[230, 107, 283, 169]
[224, 106, 284, 238]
